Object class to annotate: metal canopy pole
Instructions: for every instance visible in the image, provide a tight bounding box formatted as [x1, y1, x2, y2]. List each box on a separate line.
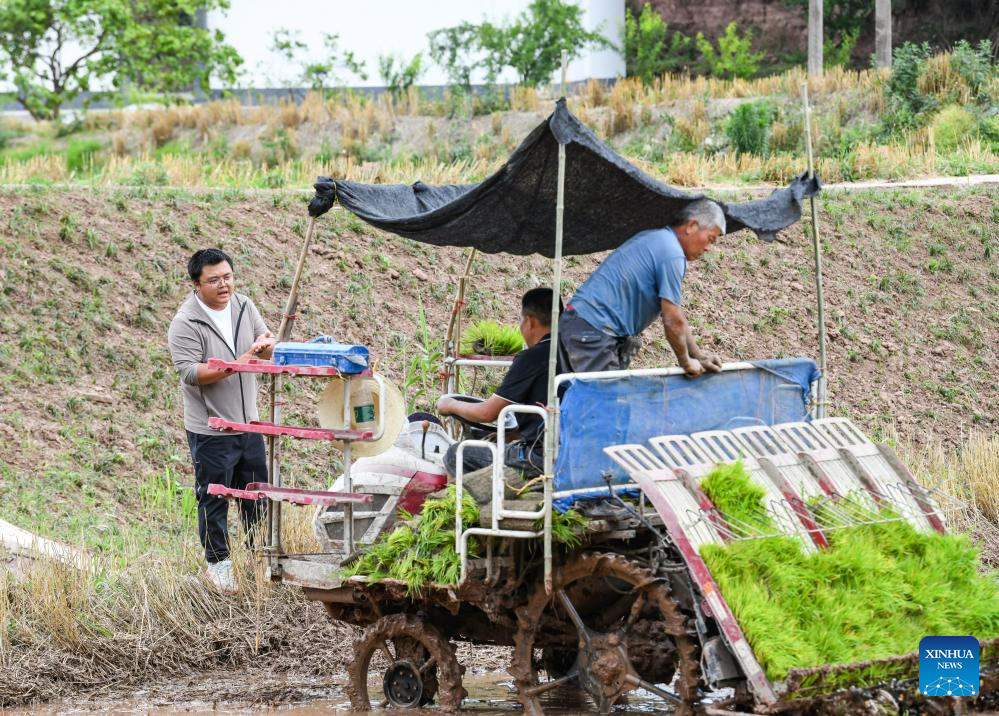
[801, 83, 828, 418]
[542, 50, 569, 594]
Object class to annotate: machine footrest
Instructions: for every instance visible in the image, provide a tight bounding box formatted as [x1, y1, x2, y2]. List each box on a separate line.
[207, 482, 373, 506]
[207, 418, 372, 441]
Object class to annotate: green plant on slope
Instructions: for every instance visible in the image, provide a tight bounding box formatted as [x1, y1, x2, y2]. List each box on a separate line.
[403, 302, 445, 413]
[695, 22, 765, 80]
[460, 320, 524, 356]
[932, 105, 978, 153]
[726, 101, 775, 156]
[625, 4, 693, 85]
[700, 464, 999, 682]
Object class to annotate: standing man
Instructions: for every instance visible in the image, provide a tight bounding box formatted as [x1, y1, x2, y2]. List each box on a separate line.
[167, 248, 276, 594]
[437, 288, 561, 480]
[559, 199, 726, 378]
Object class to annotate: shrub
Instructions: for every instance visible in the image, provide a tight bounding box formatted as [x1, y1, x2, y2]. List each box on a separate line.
[695, 22, 765, 80]
[948, 39, 995, 104]
[824, 28, 858, 69]
[625, 3, 693, 85]
[66, 138, 102, 173]
[931, 105, 978, 152]
[882, 42, 935, 133]
[726, 100, 774, 156]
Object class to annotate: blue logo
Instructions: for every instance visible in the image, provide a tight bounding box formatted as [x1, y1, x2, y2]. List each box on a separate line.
[919, 636, 979, 697]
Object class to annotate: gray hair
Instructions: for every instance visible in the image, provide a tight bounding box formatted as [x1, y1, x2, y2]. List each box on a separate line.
[676, 199, 726, 234]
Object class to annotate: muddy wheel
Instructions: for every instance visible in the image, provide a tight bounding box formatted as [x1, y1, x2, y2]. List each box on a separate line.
[510, 552, 700, 716]
[346, 613, 465, 711]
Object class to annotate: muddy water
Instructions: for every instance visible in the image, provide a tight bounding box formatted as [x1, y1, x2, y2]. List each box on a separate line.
[8, 672, 685, 714]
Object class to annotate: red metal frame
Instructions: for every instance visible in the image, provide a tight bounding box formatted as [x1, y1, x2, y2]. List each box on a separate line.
[206, 357, 372, 377]
[208, 417, 373, 442]
[631, 469, 778, 705]
[757, 458, 830, 550]
[207, 482, 373, 506]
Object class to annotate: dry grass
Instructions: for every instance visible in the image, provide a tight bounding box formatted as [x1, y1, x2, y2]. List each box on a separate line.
[2, 133, 993, 189]
[894, 430, 999, 560]
[0, 505, 327, 705]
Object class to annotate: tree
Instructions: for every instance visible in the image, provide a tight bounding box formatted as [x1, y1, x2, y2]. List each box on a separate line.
[0, 0, 243, 121]
[501, 0, 614, 87]
[270, 29, 367, 96]
[378, 53, 426, 99]
[695, 22, 766, 79]
[625, 3, 693, 85]
[428, 0, 613, 91]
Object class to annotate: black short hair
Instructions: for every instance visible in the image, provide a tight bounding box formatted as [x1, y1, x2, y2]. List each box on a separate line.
[521, 287, 563, 327]
[188, 248, 234, 282]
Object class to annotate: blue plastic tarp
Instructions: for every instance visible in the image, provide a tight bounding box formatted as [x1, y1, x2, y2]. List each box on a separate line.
[552, 359, 819, 510]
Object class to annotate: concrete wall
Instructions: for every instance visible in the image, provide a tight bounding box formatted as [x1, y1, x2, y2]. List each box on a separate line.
[206, 0, 625, 89]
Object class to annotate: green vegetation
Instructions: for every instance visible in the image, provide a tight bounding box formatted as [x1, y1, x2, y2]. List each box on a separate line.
[460, 320, 525, 356]
[700, 464, 999, 682]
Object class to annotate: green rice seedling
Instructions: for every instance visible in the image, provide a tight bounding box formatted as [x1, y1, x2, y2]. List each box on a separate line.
[701, 462, 772, 530]
[543, 509, 588, 547]
[700, 471, 999, 683]
[341, 485, 480, 594]
[460, 320, 524, 356]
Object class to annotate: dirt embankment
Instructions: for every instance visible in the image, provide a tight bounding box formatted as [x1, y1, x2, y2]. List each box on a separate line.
[0, 184, 995, 523]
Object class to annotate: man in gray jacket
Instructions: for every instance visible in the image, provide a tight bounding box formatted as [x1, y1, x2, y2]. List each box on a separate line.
[167, 248, 276, 594]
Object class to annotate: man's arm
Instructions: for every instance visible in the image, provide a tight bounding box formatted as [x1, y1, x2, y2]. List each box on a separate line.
[660, 299, 721, 377]
[436, 394, 511, 424]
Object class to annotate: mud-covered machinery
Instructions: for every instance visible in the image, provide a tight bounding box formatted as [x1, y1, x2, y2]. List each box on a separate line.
[207, 96, 998, 714]
[260, 360, 996, 715]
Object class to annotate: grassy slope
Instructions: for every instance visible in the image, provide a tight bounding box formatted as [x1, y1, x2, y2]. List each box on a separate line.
[0, 183, 996, 552]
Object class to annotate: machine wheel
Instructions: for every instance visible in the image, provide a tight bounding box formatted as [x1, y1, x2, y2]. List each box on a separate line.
[346, 613, 465, 711]
[510, 552, 701, 716]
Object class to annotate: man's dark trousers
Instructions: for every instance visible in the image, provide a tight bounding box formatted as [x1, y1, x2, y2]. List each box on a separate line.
[187, 431, 267, 563]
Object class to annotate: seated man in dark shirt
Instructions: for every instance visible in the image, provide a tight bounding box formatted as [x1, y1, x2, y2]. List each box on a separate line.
[437, 287, 561, 479]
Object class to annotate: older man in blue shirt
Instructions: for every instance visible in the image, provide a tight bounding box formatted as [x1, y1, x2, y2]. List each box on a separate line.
[559, 199, 726, 378]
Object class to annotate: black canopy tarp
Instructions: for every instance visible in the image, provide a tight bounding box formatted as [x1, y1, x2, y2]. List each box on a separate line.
[309, 99, 820, 257]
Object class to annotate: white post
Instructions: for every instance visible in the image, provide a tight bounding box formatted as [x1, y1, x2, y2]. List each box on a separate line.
[808, 0, 823, 77]
[543, 49, 569, 595]
[801, 83, 828, 418]
[875, 0, 892, 69]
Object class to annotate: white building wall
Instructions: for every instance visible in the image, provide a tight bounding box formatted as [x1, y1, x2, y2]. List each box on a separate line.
[207, 0, 624, 89]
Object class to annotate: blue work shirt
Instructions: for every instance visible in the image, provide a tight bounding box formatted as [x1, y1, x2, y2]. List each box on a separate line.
[569, 227, 686, 337]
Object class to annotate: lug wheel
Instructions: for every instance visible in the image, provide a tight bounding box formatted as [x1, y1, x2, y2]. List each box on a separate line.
[346, 613, 464, 711]
[510, 552, 701, 715]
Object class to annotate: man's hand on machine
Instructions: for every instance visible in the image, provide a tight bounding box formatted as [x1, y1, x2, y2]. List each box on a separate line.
[436, 395, 458, 416]
[681, 357, 705, 377]
[697, 353, 723, 373]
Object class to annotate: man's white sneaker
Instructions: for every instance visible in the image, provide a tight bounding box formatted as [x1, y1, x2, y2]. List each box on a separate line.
[205, 559, 237, 595]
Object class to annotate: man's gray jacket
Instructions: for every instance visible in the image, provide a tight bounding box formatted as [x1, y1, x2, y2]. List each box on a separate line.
[167, 292, 269, 435]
